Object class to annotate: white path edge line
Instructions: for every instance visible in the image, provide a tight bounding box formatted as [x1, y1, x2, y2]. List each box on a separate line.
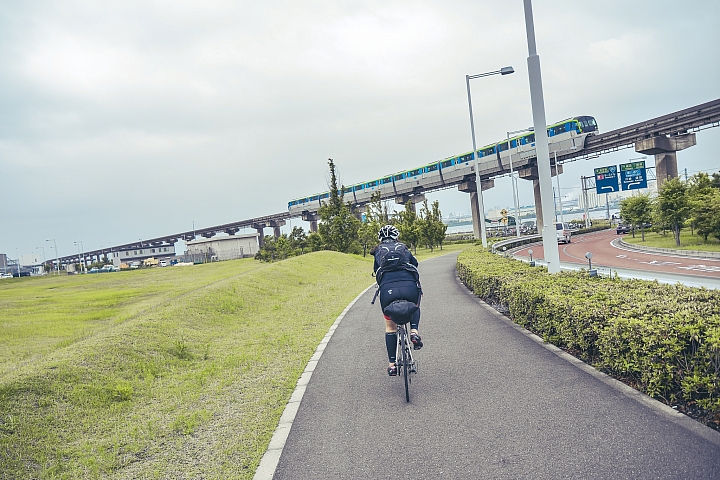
[455, 274, 720, 449]
[253, 284, 375, 480]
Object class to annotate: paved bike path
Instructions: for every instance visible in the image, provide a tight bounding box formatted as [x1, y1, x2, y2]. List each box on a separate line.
[271, 252, 720, 479]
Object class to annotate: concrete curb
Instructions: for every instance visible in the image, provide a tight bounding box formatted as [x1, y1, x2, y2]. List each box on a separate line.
[253, 284, 375, 480]
[618, 238, 720, 261]
[455, 274, 720, 449]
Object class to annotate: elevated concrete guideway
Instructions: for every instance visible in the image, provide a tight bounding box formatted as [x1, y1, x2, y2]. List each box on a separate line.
[52, 99, 720, 269]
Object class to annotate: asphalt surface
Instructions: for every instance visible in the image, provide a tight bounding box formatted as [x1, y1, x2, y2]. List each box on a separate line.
[272, 252, 720, 479]
[514, 229, 720, 284]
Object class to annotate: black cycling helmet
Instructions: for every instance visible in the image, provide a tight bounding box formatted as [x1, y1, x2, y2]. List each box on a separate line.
[378, 225, 399, 242]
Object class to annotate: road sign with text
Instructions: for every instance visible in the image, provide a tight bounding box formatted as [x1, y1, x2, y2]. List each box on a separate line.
[620, 160, 648, 191]
[594, 165, 619, 193]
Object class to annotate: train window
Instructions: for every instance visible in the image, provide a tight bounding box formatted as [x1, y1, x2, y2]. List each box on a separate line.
[394, 174, 404, 181]
[457, 153, 473, 163]
[322, 193, 329, 198]
[497, 142, 509, 152]
[381, 176, 392, 184]
[510, 139, 518, 148]
[368, 180, 378, 187]
[481, 147, 495, 156]
[408, 168, 422, 177]
[441, 159, 454, 168]
[555, 124, 566, 134]
[428, 164, 438, 172]
[355, 184, 364, 190]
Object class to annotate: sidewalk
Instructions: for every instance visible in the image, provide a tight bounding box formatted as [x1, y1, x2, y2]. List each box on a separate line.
[265, 252, 720, 479]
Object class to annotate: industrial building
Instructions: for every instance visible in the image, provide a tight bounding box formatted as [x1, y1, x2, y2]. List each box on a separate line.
[185, 234, 259, 262]
[111, 245, 176, 267]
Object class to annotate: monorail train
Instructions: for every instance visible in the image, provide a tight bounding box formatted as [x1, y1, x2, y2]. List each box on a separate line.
[288, 116, 598, 215]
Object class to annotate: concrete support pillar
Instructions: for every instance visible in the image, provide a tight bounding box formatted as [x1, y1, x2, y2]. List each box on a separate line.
[395, 194, 425, 213]
[458, 178, 494, 240]
[353, 205, 366, 221]
[268, 220, 286, 239]
[302, 212, 319, 233]
[519, 164, 562, 232]
[252, 223, 266, 247]
[635, 133, 696, 190]
[655, 152, 679, 186]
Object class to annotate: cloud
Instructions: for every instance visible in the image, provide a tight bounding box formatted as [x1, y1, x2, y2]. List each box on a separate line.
[0, 0, 718, 256]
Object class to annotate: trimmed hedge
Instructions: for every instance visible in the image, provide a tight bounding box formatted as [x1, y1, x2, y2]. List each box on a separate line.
[457, 246, 720, 420]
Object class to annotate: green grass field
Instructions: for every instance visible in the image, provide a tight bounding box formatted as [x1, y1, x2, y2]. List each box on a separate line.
[0, 245, 465, 479]
[621, 229, 720, 252]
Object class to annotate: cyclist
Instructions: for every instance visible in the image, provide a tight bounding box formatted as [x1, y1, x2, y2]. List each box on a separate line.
[371, 225, 422, 376]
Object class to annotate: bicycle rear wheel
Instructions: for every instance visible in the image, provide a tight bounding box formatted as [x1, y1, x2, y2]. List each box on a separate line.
[401, 328, 410, 402]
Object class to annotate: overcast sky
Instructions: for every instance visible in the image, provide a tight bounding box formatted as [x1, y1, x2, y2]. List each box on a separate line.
[1, 0, 719, 259]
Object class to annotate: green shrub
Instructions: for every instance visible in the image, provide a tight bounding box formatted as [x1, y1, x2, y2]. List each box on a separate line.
[457, 247, 720, 420]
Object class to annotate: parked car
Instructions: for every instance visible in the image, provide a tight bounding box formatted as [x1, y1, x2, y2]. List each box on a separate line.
[555, 222, 572, 244]
[616, 224, 632, 234]
[89, 267, 100, 274]
[0, 273, 13, 279]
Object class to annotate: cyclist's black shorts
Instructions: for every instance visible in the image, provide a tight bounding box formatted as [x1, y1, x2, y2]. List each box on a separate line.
[379, 280, 420, 310]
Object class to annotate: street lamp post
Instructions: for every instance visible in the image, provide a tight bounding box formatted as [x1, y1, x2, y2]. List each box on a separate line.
[74, 241, 86, 274]
[466, 65, 515, 248]
[523, 0, 560, 273]
[554, 151, 563, 223]
[46, 239, 59, 274]
[507, 127, 533, 237]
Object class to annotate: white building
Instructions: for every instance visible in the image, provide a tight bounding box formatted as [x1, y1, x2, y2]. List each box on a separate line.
[111, 245, 176, 267]
[185, 234, 259, 261]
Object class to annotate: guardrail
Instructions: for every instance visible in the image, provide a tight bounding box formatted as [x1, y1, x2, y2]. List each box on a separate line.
[491, 235, 542, 254]
[618, 239, 720, 260]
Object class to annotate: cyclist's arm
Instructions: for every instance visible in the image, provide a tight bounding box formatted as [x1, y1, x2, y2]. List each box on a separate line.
[408, 252, 418, 267]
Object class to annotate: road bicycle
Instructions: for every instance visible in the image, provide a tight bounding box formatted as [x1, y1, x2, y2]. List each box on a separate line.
[394, 320, 417, 403]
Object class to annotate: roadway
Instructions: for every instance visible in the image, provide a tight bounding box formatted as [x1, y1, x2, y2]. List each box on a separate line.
[269, 252, 720, 479]
[512, 229, 720, 289]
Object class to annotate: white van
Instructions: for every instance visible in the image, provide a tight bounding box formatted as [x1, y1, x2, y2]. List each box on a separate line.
[555, 222, 572, 244]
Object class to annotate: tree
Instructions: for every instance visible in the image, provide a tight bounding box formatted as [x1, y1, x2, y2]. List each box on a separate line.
[289, 226, 308, 254]
[655, 177, 690, 246]
[396, 201, 419, 252]
[417, 199, 447, 251]
[307, 232, 324, 252]
[619, 193, 653, 241]
[430, 200, 448, 249]
[357, 192, 384, 256]
[687, 172, 716, 237]
[317, 159, 361, 253]
[711, 171, 720, 189]
[694, 189, 720, 243]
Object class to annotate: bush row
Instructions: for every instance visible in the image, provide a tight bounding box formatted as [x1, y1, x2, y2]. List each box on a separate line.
[457, 246, 720, 420]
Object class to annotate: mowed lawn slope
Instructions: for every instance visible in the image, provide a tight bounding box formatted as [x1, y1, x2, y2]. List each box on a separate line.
[0, 252, 373, 479]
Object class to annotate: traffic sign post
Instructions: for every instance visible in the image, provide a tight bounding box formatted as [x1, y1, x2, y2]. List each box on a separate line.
[620, 160, 648, 191]
[594, 165, 619, 194]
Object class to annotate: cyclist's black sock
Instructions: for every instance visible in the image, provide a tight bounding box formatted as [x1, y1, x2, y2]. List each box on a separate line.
[410, 310, 420, 331]
[385, 333, 397, 363]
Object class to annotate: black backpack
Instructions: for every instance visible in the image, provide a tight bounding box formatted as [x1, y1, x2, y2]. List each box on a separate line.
[374, 241, 416, 284]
